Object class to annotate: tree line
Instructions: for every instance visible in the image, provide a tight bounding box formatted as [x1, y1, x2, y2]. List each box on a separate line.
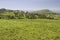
[0, 8, 60, 19]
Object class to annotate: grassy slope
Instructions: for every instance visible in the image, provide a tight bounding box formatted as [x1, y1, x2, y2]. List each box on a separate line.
[0, 19, 60, 40]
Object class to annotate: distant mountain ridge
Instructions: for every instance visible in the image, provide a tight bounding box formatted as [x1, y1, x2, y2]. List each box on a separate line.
[32, 9, 60, 14]
[32, 9, 55, 14]
[0, 8, 60, 13]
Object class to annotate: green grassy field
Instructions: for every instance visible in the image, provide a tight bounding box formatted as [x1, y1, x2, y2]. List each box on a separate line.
[0, 19, 60, 40]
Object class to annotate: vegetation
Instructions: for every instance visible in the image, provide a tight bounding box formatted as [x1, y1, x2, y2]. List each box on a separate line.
[0, 8, 60, 19]
[0, 19, 60, 40]
[0, 8, 60, 40]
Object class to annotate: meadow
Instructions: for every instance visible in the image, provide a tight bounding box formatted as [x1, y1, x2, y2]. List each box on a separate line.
[0, 19, 60, 40]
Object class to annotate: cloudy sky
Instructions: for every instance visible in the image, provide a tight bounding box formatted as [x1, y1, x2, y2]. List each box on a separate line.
[0, 0, 60, 11]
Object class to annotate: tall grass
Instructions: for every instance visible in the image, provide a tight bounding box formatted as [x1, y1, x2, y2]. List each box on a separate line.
[0, 19, 60, 40]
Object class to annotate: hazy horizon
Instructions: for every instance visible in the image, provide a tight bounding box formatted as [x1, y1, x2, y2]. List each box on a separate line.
[0, 0, 60, 11]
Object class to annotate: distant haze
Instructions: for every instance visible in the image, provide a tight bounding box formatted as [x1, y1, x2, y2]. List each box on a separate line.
[0, 0, 60, 11]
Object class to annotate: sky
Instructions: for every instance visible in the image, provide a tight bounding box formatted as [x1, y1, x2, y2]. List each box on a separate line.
[0, 0, 60, 11]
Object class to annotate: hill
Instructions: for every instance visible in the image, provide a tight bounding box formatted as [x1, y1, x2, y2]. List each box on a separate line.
[0, 8, 60, 19]
[33, 9, 56, 14]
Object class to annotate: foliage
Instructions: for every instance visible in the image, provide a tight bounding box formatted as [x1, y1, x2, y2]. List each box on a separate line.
[0, 8, 60, 19]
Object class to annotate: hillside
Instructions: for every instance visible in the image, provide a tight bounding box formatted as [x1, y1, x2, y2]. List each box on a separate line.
[33, 9, 56, 14]
[0, 8, 60, 19]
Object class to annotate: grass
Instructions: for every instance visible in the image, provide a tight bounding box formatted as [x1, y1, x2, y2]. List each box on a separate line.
[0, 19, 60, 40]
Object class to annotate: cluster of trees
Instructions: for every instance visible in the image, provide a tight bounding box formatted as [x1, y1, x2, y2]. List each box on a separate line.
[0, 8, 60, 19]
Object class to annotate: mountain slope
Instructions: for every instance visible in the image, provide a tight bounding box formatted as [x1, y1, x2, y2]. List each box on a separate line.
[33, 9, 54, 14]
